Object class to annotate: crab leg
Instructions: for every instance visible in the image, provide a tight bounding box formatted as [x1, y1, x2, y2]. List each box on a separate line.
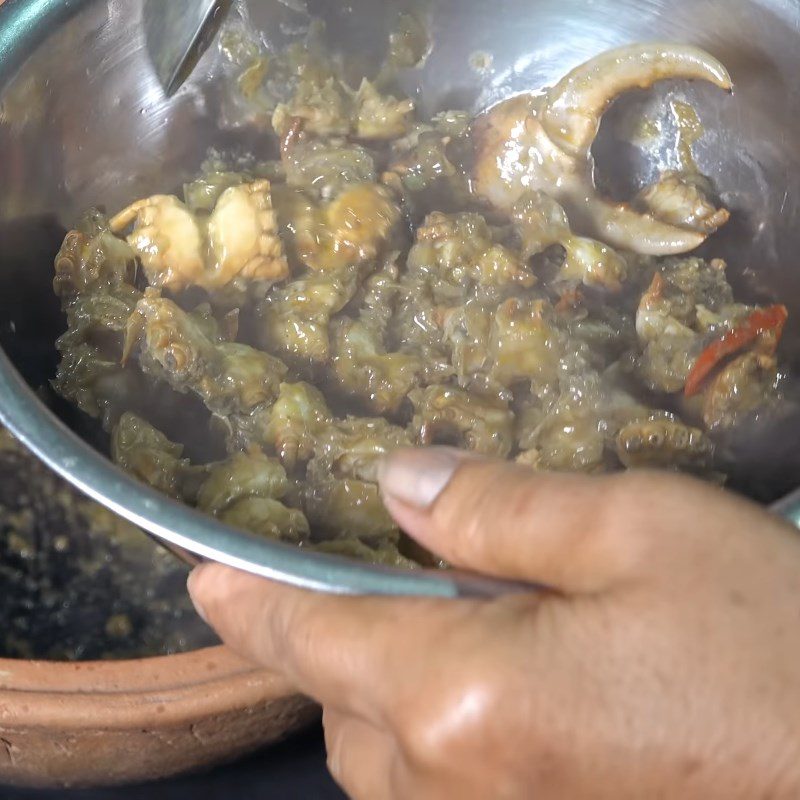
[569, 194, 707, 255]
[109, 198, 157, 233]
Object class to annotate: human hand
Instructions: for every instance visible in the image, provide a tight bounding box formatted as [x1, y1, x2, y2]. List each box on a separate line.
[188, 449, 800, 799]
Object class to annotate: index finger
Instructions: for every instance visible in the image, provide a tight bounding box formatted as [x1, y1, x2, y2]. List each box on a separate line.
[187, 563, 470, 721]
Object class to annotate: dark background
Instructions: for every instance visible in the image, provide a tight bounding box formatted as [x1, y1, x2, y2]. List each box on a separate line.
[0, 726, 345, 800]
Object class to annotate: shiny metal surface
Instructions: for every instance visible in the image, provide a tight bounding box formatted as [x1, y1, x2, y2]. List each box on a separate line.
[143, 0, 233, 97]
[0, 0, 798, 596]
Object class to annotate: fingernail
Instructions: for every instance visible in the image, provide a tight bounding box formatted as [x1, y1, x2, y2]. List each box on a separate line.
[187, 565, 209, 624]
[379, 447, 472, 509]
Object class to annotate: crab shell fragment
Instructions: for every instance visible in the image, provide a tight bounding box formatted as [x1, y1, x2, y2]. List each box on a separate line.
[472, 43, 733, 256]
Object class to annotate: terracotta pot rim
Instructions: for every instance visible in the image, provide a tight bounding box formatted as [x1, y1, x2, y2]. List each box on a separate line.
[0, 646, 303, 731]
[0, 645, 246, 687]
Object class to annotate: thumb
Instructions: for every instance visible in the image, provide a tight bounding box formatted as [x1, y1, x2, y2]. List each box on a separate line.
[379, 448, 667, 593]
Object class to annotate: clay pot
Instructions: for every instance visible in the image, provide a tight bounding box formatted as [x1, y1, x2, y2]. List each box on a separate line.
[0, 647, 317, 789]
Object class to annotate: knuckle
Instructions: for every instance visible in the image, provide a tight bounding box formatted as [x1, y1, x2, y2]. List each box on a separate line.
[397, 673, 498, 769]
[397, 707, 449, 767]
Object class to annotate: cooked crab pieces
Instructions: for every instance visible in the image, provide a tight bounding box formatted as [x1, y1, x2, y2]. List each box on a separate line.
[515, 366, 717, 474]
[125, 290, 287, 417]
[54, 213, 139, 301]
[410, 385, 515, 458]
[635, 172, 730, 235]
[53, 215, 151, 428]
[633, 258, 787, 429]
[49, 35, 795, 570]
[110, 180, 289, 294]
[512, 192, 628, 291]
[695, 352, 783, 432]
[634, 258, 738, 391]
[198, 451, 309, 543]
[226, 381, 334, 470]
[439, 298, 558, 399]
[303, 418, 411, 543]
[272, 77, 414, 142]
[112, 414, 309, 544]
[330, 262, 424, 415]
[111, 412, 196, 500]
[409, 211, 536, 297]
[257, 268, 361, 366]
[472, 43, 732, 255]
[331, 319, 423, 416]
[283, 183, 402, 274]
[616, 419, 714, 471]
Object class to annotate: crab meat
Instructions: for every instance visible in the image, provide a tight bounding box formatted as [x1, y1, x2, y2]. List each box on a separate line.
[354, 79, 415, 140]
[110, 181, 289, 293]
[272, 77, 414, 142]
[516, 405, 609, 473]
[635, 172, 730, 235]
[330, 261, 423, 415]
[293, 183, 402, 273]
[111, 412, 195, 501]
[223, 382, 334, 470]
[390, 273, 457, 386]
[263, 382, 333, 469]
[54, 216, 138, 301]
[283, 137, 376, 201]
[125, 290, 287, 417]
[408, 211, 536, 297]
[54, 291, 147, 428]
[272, 77, 353, 139]
[616, 418, 714, 471]
[303, 418, 411, 542]
[410, 385, 515, 458]
[257, 267, 360, 365]
[331, 318, 423, 415]
[218, 498, 310, 544]
[634, 259, 741, 389]
[472, 44, 733, 255]
[112, 415, 310, 544]
[206, 181, 289, 290]
[110, 195, 206, 291]
[489, 298, 567, 393]
[700, 352, 781, 431]
[312, 538, 416, 569]
[512, 191, 628, 291]
[195, 451, 290, 514]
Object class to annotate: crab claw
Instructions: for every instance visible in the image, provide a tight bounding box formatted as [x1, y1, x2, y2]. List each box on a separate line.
[472, 43, 733, 257]
[541, 43, 733, 159]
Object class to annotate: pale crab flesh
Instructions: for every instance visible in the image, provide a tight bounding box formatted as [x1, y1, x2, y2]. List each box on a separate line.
[110, 180, 289, 294]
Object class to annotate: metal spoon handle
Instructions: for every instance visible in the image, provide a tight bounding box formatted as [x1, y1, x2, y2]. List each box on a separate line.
[143, 0, 233, 96]
[443, 569, 538, 598]
[156, 532, 535, 599]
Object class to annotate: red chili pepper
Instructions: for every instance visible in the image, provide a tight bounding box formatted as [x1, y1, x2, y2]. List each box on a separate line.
[684, 304, 788, 398]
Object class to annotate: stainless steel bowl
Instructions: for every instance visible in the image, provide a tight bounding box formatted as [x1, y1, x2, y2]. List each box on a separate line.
[0, 0, 798, 597]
